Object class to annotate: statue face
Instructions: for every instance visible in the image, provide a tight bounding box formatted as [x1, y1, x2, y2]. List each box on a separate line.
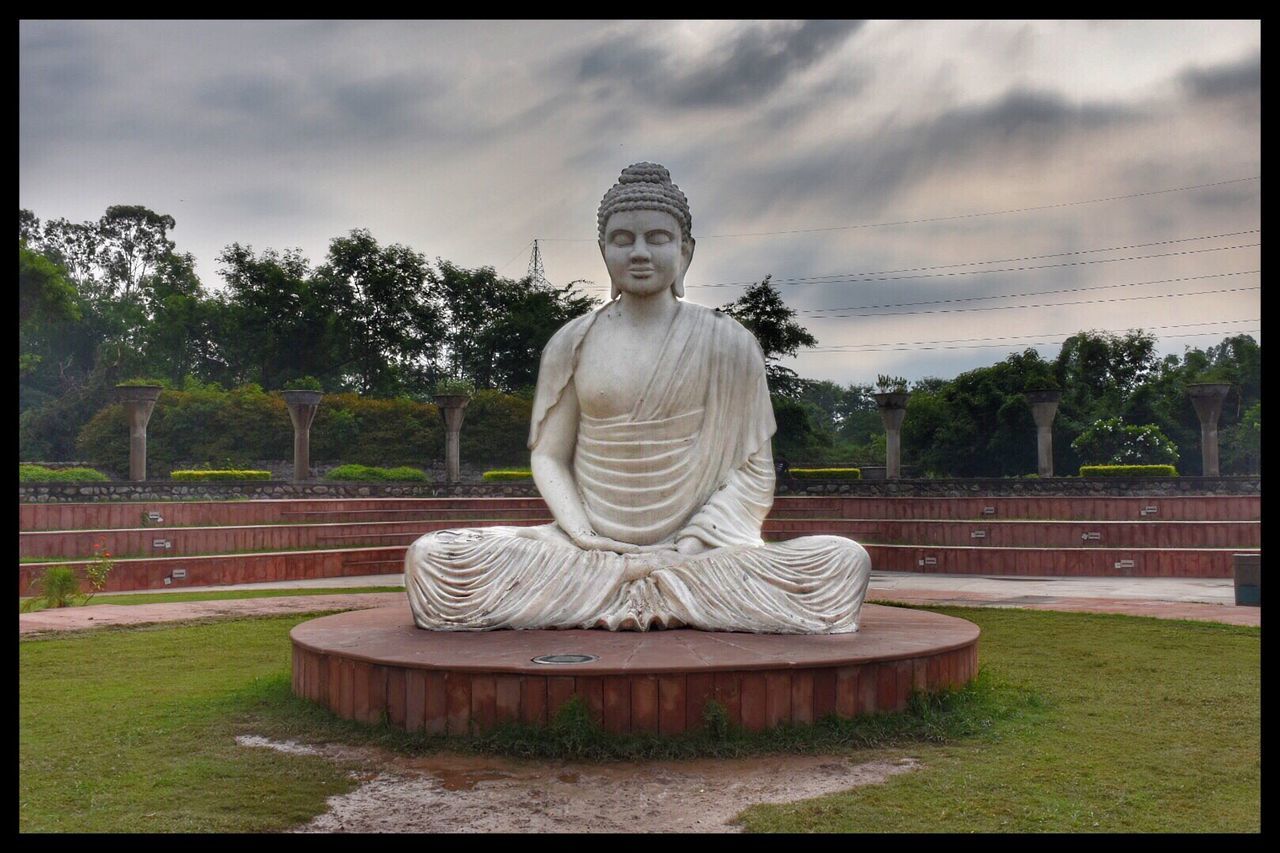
[600, 209, 693, 298]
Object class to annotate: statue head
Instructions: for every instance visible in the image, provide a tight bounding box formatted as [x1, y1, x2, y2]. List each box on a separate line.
[597, 162, 695, 300]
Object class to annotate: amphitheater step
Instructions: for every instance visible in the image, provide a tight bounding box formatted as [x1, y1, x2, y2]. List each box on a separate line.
[18, 494, 1260, 531]
[18, 541, 1261, 594]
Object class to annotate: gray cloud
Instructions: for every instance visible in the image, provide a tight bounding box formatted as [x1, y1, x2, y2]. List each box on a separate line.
[1179, 51, 1260, 100]
[579, 20, 864, 107]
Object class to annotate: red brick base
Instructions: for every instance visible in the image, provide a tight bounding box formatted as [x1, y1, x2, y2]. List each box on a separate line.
[290, 604, 980, 735]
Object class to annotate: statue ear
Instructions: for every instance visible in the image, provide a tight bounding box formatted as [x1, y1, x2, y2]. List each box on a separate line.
[673, 237, 695, 298]
[601, 239, 620, 299]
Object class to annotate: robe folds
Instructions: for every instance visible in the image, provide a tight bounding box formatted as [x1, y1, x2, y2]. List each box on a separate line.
[406, 301, 871, 633]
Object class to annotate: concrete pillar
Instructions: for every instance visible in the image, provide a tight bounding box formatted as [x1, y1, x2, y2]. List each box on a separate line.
[1187, 383, 1231, 477]
[873, 391, 911, 480]
[1024, 390, 1062, 478]
[281, 390, 324, 483]
[434, 395, 471, 484]
[116, 385, 163, 482]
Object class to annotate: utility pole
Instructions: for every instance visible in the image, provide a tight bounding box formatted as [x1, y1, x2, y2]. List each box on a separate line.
[527, 239, 549, 288]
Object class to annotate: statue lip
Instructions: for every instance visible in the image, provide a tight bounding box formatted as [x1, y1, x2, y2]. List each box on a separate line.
[628, 267, 656, 277]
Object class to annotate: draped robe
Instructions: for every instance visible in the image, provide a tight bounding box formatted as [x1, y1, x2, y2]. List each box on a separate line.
[406, 302, 870, 633]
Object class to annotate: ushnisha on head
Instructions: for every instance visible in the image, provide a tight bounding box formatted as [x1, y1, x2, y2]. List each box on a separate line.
[597, 162, 695, 299]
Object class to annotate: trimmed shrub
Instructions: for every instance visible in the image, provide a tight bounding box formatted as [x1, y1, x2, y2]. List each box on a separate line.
[1079, 465, 1178, 477]
[482, 469, 533, 481]
[170, 470, 272, 481]
[1071, 418, 1179, 467]
[19, 464, 109, 483]
[324, 464, 430, 482]
[789, 467, 862, 479]
[281, 375, 323, 391]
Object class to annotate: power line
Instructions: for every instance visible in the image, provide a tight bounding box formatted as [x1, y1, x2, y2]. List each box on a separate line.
[688, 242, 1260, 290]
[535, 176, 1261, 242]
[497, 240, 534, 274]
[808, 285, 1260, 320]
[796, 327, 1261, 355]
[796, 270, 1258, 316]
[696, 229, 1260, 289]
[806, 319, 1262, 351]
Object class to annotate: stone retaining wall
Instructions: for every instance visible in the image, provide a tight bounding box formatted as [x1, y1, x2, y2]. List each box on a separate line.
[18, 476, 1260, 502]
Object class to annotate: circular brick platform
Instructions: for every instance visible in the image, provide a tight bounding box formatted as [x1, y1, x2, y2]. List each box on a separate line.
[291, 603, 979, 736]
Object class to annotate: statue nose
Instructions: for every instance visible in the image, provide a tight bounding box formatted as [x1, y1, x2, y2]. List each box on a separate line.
[630, 240, 651, 258]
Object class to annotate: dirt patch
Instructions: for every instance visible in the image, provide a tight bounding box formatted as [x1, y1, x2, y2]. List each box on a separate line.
[235, 735, 918, 833]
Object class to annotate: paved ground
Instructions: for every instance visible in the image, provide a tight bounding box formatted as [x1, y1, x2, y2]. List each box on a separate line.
[18, 571, 1260, 635]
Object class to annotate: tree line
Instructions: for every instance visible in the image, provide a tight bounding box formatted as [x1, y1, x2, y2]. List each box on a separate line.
[19, 205, 1260, 476]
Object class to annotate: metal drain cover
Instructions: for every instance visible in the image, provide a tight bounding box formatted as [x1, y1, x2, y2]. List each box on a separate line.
[531, 653, 599, 665]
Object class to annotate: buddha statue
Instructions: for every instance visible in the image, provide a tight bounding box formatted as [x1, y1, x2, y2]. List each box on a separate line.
[406, 163, 870, 633]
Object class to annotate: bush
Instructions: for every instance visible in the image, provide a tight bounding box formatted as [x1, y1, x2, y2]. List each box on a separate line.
[281, 375, 323, 391]
[170, 470, 272, 481]
[789, 467, 862, 479]
[324, 464, 430, 482]
[434, 377, 475, 396]
[1079, 465, 1178, 477]
[1070, 418, 1180, 467]
[116, 377, 167, 387]
[482, 469, 533, 481]
[18, 464, 109, 483]
[23, 565, 80, 610]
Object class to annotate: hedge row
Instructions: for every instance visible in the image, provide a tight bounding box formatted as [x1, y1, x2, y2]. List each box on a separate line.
[170, 470, 272, 481]
[324, 464, 430, 482]
[18, 464, 109, 483]
[1079, 465, 1179, 477]
[75, 386, 533, 476]
[482, 469, 533, 481]
[789, 467, 862, 479]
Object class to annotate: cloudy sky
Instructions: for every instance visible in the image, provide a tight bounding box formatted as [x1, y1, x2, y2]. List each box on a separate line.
[19, 20, 1261, 386]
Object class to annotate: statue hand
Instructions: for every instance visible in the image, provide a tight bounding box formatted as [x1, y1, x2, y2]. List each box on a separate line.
[675, 536, 709, 556]
[570, 530, 640, 554]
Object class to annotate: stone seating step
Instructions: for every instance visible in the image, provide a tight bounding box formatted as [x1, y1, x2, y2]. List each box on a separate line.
[18, 540, 1262, 594]
[19, 515, 1261, 560]
[18, 494, 1260, 532]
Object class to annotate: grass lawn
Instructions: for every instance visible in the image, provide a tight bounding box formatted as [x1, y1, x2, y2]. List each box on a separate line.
[18, 586, 403, 613]
[19, 607, 1259, 833]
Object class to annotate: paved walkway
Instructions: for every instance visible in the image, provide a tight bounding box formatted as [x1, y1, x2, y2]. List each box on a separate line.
[18, 571, 1260, 635]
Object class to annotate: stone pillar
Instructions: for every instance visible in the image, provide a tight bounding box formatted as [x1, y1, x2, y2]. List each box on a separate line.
[872, 391, 911, 480]
[1187, 383, 1231, 477]
[281, 390, 324, 483]
[1024, 390, 1062, 478]
[434, 394, 471, 484]
[116, 385, 163, 482]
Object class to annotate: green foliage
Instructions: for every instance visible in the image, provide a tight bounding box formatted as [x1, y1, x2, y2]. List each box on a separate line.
[23, 565, 81, 610]
[719, 275, 818, 397]
[1221, 401, 1260, 474]
[281, 375, 323, 391]
[18, 464, 109, 482]
[461, 390, 532, 467]
[433, 377, 475, 396]
[1070, 417, 1179, 466]
[481, 469, 533, 481]
[323, 464, 429, 482]
[875, 374, 909, 393]
[789, 467, 862, 479]
[170, 470, 272, 481]
[117, 377, 167, 387]
[1079, 464, 1178, 477]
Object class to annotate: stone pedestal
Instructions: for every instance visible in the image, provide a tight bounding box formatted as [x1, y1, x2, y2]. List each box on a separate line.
[873, 392, 911, 480]
[1187, 383, 1231, 477]
[281, 390, 324, 483]
[1024, 389, 1062, 478]
[434, 394, 471, 484]
[116, 385, 163, 482]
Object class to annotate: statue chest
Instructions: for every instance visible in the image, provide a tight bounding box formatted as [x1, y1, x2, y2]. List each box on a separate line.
[574, 324, 663, 419]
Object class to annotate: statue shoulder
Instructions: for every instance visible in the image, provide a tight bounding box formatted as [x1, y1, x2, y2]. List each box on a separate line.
[541, 306, 605, 364]
[701, 304, 767, 364]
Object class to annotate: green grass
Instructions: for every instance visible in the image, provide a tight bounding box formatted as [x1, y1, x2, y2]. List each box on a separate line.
[18, 608, 1260, 832]
[18, 585, 403, 613]
[738, 608, 1260, 832]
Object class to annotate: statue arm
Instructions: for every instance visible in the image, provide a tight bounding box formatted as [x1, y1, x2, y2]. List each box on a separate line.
[530, 378, 638, 554]
[677, 441, 775, 553]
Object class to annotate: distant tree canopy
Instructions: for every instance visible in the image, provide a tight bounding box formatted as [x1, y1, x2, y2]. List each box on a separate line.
[18, 205, 597, 461]
[19, 206, 1261, 477]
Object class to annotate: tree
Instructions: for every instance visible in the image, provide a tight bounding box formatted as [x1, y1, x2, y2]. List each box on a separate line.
[95, 205, 177, 300]
[315, 229, 444, 396]
[1070, 417, 1180, 467]
[719, 275, 817, 397]
[432, 261, 597, 393]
